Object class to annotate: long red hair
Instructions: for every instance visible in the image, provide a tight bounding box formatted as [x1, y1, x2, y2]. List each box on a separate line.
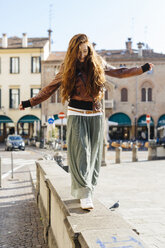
[61, 34, 105, 103]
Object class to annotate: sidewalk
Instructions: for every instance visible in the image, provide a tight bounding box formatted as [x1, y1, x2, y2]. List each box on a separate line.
[95, 156, 165, 248]
[0, 164, 48, 248]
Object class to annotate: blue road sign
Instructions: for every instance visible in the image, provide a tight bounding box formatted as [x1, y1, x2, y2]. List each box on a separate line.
[48, 118, 54, 124]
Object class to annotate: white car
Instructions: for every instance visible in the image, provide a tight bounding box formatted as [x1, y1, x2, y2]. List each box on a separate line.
[5, 135, 25, 151]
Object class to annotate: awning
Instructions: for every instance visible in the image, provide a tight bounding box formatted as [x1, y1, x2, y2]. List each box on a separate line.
[109, 113, 131, 126]
[157, 115, 165, 127]
[137, 115, 154, 126]
[18, 115, 40, 123]
[108, 121, 118, 126]
[0, 115, 13, 123]
[54, 114, 59, 120]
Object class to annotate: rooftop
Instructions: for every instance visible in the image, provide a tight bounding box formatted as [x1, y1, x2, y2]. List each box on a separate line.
[46, 52, 66, 61]
[0, 36, 49, 49]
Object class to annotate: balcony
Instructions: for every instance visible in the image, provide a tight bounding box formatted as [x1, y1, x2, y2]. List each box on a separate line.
[105, 99, 114, 109]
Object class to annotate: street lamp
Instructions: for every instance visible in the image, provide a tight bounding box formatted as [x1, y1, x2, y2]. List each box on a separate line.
[131, 104, 137, 140]
[101, 93, 107, 166]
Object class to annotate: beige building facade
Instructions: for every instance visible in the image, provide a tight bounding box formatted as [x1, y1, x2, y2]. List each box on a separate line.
[41, 39, 165, 142]
[0, 33, 50, 142]
[99, 39, 165, 141]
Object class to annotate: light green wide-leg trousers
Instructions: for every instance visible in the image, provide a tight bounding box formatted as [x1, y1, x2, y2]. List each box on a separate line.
[67, 115, 103, 199]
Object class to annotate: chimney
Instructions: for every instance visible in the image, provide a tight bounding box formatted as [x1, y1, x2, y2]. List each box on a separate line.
[22, 33, 27, 47]
[47, 29, 52, 52]
[125, 38, 132, 54]
[137, 42, 144, 57]
[2, 33, 8, 48]
[92, 42, 96, 49]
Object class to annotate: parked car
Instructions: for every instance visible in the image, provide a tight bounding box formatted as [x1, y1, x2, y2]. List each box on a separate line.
[5, 135, 25, 151]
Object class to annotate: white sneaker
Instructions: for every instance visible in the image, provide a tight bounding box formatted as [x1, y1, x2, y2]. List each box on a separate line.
[80, 197, 94, 210]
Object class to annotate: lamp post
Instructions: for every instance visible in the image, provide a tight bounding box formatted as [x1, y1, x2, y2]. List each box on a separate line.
[131, 104, 136, 140]
[101, 96, 107, 166]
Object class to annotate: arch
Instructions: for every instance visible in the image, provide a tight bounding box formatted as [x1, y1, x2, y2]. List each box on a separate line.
[0, 115, 13, 123]
[109, 112, 131, 126]
[18, 115, 40, 123]
[137, 115, 154, 126]
[140, 80, 154, 89]
[157, 114, 165, 127]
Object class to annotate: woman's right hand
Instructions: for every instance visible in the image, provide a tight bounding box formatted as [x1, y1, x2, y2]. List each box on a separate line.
[19, 103, 25, 110]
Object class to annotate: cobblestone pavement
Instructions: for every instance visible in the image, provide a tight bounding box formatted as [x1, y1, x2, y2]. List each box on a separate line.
[0, 164, 48, 248]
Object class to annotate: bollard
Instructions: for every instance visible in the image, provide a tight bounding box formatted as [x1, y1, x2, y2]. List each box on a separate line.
[148, 145, 157, 160]
[132, 145, 138, 162]
[115, 147, 121, 164]
[11, 151, 14, 179]
[0, 157, 1, 188]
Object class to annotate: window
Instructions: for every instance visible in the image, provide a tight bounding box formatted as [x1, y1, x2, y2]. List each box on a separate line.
[0, 89, 1, 108]
[10, 57, 20, 74]
[31, 88, 41, 108]
[57, 89, 61, 103]
[51, 93, 55, 103]
[119, 64, 126, 67]
[9, 89, 20, 109]
[105, 89, 108, 100]
[50, 89, 61, 103]
[31, 57, 41, 73]
[141, 87, 152, 102]
[121, 88, 128, 102]
[54, 65, 60, 76]
[148, 88, 152, 101]
[141, 88, 146, 101]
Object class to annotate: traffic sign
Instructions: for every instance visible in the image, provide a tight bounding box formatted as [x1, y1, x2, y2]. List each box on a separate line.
[146, 114, 150, 124]
[58, 112, 65, 119]
[48, 118, 54, 124]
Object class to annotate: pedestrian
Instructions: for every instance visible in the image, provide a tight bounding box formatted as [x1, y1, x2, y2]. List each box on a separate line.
[19, 33, 153, 209]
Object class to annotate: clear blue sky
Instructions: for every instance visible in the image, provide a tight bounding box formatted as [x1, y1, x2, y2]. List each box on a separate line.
[0, 0, 164, 53]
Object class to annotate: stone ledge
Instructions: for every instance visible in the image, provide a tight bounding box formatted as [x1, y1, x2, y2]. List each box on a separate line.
[35, 161, 149, 248]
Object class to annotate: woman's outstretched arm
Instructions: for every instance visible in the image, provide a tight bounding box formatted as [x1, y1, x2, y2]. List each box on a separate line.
[104, 62, 153, 78]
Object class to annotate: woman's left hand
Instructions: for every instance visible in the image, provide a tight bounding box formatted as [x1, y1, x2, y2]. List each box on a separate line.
[149, 63, 154, 70]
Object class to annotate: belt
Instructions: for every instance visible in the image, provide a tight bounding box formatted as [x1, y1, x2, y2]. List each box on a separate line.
[68, 108, 102, 114]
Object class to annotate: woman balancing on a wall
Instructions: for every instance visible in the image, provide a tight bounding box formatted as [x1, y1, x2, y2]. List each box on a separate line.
[19, 34, 153, 210]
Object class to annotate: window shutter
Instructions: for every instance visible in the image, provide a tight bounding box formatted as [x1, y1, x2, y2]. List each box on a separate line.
[31, 88, 33, 98]
[18, 89, 20, 106]
[141, 88, 146, 102]
[148, 88, 152, 101]
[0, 89, 1, 109]
[10, 58, 12, 73]
[39, 56, 41, 73]
[121, 88, 128, 102]
[18, 57, 20, 73]
[31, 57, 33, 73]
[9, 89, 12, 108]
[39, 88, 41, 108]
[105, 89, 108, 100]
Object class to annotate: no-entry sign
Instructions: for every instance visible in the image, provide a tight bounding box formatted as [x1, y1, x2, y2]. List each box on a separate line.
[58, 112, 65, 119]
[146, 114, 150, 124]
